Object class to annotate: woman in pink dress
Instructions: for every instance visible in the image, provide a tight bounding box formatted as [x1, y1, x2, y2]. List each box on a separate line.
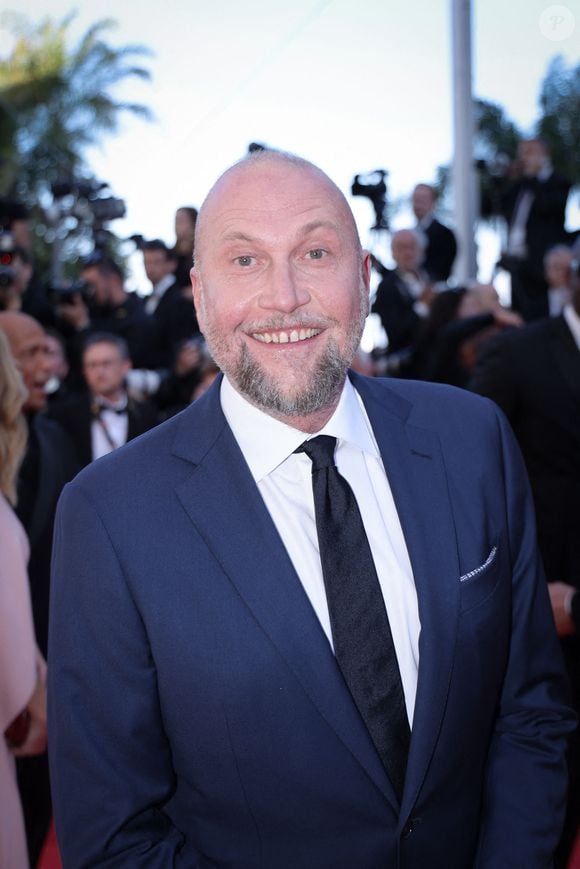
[0, 330, 47, 868]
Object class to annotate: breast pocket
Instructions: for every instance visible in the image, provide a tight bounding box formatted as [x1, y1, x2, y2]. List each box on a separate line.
[459, 543, 503, 612]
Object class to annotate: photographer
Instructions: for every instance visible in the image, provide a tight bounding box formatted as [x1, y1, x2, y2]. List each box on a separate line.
[55, 253, 156, 383]
[495, 138, 572, 321]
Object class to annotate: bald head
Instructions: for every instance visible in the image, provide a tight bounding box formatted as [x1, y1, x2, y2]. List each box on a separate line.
[391, 229, 424, 271]
[0, 311, 42, 349]
[194, 150, 361, 267]
[0, 312, 51, 412]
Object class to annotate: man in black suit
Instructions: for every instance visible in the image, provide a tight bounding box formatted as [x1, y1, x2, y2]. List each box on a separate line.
[0, 311, 80, 866]
[49, 333, 159, 468]
[371, 229, 433, 364]
[469, 273, 580, 866]
[499, 138, 572, 322]
[56, 254, 156, 376]
[411, 183, 457, 283]
[142, 239, 200, 367]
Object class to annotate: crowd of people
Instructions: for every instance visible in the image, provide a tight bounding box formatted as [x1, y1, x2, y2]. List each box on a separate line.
[0, 138, 578, 867]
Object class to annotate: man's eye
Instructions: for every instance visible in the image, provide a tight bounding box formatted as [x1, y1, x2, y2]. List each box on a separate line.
[235, 255, 254, 267]
[307, 249, 326, 260]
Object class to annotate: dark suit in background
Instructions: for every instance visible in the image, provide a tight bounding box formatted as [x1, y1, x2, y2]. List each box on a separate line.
[421, 217, 457, 283]
[469, 312, 580, 865]
[501, 171, 572, 321]
[150, 281, 200, 369]
[371, 269, 424, 355]
[48, 391, 159, 468]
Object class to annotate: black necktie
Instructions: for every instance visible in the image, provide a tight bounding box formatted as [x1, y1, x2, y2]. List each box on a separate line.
[296, 435, 410, 799]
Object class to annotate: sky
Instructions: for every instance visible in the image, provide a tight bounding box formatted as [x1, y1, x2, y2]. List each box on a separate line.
[1, 0, 579, 300]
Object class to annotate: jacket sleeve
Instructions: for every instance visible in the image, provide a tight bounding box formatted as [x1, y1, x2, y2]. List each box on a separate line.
[473, 404, 576, 867]
[48, 481, 204, 867]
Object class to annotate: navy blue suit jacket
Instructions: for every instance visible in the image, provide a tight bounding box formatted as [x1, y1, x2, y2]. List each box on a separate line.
[48, 373, 574, 868]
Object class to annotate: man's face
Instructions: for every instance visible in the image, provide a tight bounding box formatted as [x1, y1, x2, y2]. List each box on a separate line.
[1, 317, 51, 411]
[11, 252, 32, 294]
[392, 231, 422, 272]
[81, 266, 110, 306]
[518, 139, 548, 176]
[143, 250, 175, 285]
[45, 334, 69, 380]
[411, 185, 435, 221]
[83, 342, 130, 399]
[545, 250, 572, 289]
[191, 160, 370, 429]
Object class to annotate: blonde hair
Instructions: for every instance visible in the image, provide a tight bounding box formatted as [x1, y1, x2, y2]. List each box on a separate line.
[0, 330, 28, 504]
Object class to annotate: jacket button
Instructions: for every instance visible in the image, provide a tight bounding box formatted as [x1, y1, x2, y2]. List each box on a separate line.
[402, 820, 415, 839]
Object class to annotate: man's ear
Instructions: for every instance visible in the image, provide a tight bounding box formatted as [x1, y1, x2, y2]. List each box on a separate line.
[190, 267, 205, 329]
[361, 250, 372, 291]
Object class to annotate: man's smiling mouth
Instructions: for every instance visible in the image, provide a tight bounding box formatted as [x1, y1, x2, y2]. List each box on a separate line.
[252, 328, 321, 345]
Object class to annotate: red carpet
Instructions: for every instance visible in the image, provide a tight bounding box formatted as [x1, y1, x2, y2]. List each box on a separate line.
[37, 821, 61, 869]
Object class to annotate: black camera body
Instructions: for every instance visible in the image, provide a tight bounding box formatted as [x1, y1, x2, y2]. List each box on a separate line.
[351, 170, 389, 230]
[0, 265, 16, 289]
[47, 279, 93, 306]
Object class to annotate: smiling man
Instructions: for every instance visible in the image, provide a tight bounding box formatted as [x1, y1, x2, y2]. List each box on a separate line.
[49, 152, 574, 869]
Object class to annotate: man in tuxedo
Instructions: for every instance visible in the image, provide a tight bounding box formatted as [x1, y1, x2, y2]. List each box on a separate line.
[48, 332, 159, 468]
[371, 228, 433, 359]
[49, 152, 574, 868]
[411, 183, 457, 283]
[469, 271, 580, 867]
[499, 138, 572, 321]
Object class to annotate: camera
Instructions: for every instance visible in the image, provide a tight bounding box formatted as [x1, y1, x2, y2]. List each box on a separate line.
[351, 170, 389, 230]
[0, 265, 16, 288]
[47, 279, 93, 307]
[50, 179, 126, 227]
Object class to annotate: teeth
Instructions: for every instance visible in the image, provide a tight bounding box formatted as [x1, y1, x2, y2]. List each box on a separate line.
[252, 328, 320, 344]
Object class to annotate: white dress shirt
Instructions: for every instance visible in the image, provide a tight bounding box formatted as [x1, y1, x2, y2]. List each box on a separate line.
[91, 397, 129, 460]
[221, 376, 421, 724]
[144, 274, 175, 315]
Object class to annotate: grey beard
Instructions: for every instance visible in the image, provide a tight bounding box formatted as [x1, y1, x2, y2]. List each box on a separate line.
[234, 339, 349, 418]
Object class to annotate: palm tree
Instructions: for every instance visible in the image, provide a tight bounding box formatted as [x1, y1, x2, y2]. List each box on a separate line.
[0, 12, 153, 200]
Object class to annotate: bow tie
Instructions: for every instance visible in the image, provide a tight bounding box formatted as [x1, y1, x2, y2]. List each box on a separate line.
[92, 401, 127, 416]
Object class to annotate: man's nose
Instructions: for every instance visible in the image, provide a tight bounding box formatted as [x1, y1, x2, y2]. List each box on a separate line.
[258, 261, 311, 313]
[39, 350, 53, 375]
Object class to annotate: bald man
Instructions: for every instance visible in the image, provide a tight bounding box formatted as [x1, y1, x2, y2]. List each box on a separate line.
[371, 228, 433, 357]
[48, 152, 573, 868]
[0, 313, 79, 864]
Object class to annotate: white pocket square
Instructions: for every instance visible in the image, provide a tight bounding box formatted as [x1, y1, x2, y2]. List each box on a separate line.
[460, 545, 498, 583]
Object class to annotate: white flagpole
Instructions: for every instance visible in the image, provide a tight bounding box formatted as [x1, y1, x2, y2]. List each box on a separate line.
[451, 0, 478, 282]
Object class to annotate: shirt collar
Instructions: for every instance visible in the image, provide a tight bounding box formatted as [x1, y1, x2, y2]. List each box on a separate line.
[220, 374, 379, 483]
[92, 393, 128, 413]
[563, 303, 580, 351]
[153, 274, 175, 296]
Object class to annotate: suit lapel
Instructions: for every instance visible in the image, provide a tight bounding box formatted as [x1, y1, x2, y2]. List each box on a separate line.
[171, 383, 394, 804]
[352, 374, 461, 818]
